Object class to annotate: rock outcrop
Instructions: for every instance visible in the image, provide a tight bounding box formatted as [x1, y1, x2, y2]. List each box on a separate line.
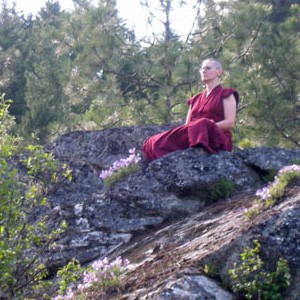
[37, 125, 300, 298]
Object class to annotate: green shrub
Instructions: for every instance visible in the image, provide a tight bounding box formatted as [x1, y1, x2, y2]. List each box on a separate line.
[57, 259, 84, 296]
[0, 96, 70, 298]
[208, 178, 234, 201]
[244, 205, 260, 221]
[229, 241, 291, 299]
[261, 168, 277, 183]
[204, 263, 218, 277]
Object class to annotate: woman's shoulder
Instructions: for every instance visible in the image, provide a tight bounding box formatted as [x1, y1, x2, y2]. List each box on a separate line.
[221, 86, 239, 104]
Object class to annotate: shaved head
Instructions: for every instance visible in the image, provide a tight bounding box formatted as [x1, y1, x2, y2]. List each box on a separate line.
[202, 58, 223, 70]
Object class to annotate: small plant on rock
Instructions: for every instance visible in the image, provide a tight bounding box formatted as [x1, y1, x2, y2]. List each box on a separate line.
[204, 263, 218, 278]
[99, 148, 141, 187]
[208, 178, 234, 201]
[55, 256, 129, 299]
[245, 164, 300, 220]
[57, 259, 83, 296]
[229, 240, 291, 299]
[256, 164, 300, 207]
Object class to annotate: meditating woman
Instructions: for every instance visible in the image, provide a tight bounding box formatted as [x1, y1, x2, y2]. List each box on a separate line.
[142, 58, 239, 161]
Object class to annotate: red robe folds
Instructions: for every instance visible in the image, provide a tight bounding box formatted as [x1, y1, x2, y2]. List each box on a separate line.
[142, 85, 239, 161]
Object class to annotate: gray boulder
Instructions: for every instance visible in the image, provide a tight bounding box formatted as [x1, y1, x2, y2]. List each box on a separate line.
[41, 126, 300, 273]
[13, 124, 299, 299]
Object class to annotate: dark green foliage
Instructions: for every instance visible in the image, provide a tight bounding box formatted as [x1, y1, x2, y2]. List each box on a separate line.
[21, 2, 71, 143]
[204, 263, 219, 278]
[291, 158, 300, 165]
[208, 178, 234, 201]
[0, 0, 298, 146]
[55, 0, 138, 132]
[261, 168, 277, 183]
[0, 3, 32, 123]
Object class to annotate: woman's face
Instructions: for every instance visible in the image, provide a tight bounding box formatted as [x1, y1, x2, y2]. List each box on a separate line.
[200, 60, 222, 83]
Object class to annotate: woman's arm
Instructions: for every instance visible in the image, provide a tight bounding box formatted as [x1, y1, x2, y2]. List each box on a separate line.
[185, 106, 192, 124]
[216, 94, 237, 130]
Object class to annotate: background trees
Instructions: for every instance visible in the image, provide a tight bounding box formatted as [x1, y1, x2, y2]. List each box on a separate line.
[0, 2, 31, 123]
[22, 1, 71, 142]
[0, 0, 298, 147]
[63, 0, 138, 131]
[225, 0, 300, 147]
[191, 0, 300, 147]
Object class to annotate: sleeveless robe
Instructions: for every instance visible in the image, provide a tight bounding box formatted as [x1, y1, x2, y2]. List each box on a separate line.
[142, 85, 239, 161]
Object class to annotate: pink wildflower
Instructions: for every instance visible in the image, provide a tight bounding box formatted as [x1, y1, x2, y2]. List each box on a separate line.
[278, 164, 300, 175]
[55, 257, 130, 299]
[255, 164, 300, 202]
[256, 186, 272, 201]
[99, 148, 141, 180]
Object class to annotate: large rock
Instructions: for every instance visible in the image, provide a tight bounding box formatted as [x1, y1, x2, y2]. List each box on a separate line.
[16, 124, 299, 298]
[236, 147, 300, 171]
[152, 274, 234, 300]
[41, 127, 300, 271]
[114, 185, 300, 299]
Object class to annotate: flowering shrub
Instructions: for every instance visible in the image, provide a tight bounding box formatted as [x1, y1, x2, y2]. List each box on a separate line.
[55, 256, 129, 299]
[99, 148, 141, 186]
[255, 164, 300, 206]
[246, 164, 300, 220]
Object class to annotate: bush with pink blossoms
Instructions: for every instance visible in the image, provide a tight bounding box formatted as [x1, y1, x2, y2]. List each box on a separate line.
[255, 164, 300, 205]
[54, 256, 129, 300]
[245, 164, 300, 220]
[80, 256, 129, 291]
[99, 148, 141, 187]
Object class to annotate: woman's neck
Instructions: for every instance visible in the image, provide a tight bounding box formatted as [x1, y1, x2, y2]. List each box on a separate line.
[205, 81, 220, 95]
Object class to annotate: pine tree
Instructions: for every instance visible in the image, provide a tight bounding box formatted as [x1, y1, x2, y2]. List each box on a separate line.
[22, 1, 71, 142]
[62, 0, 138, 130]
[0, 2, 32, 123]
[121, 0, 200, 125]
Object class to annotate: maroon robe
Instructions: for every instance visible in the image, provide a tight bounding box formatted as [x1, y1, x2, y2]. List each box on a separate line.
[142, 85, 239, 161]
